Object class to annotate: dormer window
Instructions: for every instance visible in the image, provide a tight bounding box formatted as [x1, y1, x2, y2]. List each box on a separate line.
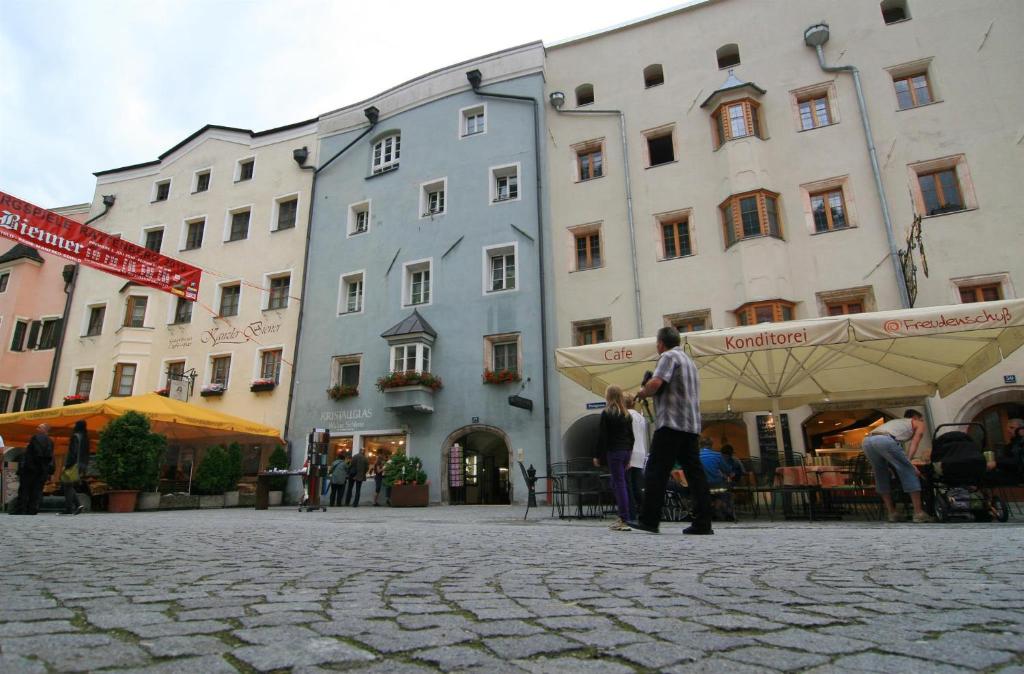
[710, 99, 763, 148]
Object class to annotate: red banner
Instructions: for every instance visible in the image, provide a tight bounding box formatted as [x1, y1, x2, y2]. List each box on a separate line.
[0, 190, 201, 301]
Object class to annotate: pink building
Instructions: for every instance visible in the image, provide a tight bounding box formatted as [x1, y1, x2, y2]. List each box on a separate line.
[0, 203, 90, 413]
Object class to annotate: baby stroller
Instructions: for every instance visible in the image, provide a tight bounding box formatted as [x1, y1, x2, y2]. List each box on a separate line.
[929, 423, 1008, 522]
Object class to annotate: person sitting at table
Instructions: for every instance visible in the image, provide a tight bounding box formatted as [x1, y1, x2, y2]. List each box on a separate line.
[720, 445, 745, 482]
[594, 385, 635, 532]
[699, 438, 736, 522]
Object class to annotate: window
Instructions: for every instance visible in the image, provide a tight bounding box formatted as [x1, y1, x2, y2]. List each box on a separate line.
[573, 226, 602, 271]
[717, 44, 740, 69]
[908, 155, 976, 217]
[372, 134, 400, 174]
[487, 246, 516, 293]
[827, 300, 864, 316]
[236, 158, 255, 182]
[86, 305, 105, 336]
[881, 0, 910, 24]
[260, 349, 283, 383]
[734, 300, 795, 326]
[420, 178, 447, 217]
[124, 296, 148, 328]
[893, 71, 933, 110]
[74, 370, 93, 398]
[666, 310, 711, 333]
[26, 320, 41, 349]
[0, 389, 9, 414]
[348, 201, 370, 236]
[390, 343, 431, 373]
[573, 319, 610, 346]
[711, 99, 762, 148]
[274, 196, 298, 231]
[720, 190, 782, 247]
[173, 297, 192, 324]
[332, 354, 362, 390]
[575, 84, 594, 107]
[918, 169, 963, 216]
[219, 284, 241, 317]
[193, 169, 211, 193]
[267, 274, 290, 310]
[154, 180, 170, 202]
[144, 228, 163, 253]
[491, 164, 520, 203]
[959, 284, 1002, 304]
[112, 363, 137, 397]
[574, 140, 603, 181]
[340, 272, 365, 314]
[645, 128, 675, 166]
[797, 93, 832, 130]
[493, 340, 519, 374]
[10, 319, 27, 351]
[817, 287, 875, 317]
[660, 216, 692, 259]
[184, 218, 205, 250]
[0, 271, 8, 293]
[210, 355, 231, 387]
[461, 105, 486, 137]
[24, 387, 48, 411]
[37, 318, 60, 349]
[11, 389, 24, 413]
[403, 260, 432, 307]
[228, 208, 250, 241]
[643, 64, 664, 88]
[165, 360, 186, 387]
[810, 189, 848, 232]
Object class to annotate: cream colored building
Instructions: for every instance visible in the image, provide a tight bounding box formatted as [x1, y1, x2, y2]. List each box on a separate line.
[55, 121, 318, 442]
[545, 0, 1024, 458]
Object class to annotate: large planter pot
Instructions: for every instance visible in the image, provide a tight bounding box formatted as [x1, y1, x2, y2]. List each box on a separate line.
[199, 494, 225, 509]
[107, 490, 139, 513]
[136, 491, 162, 511]
[390, 484, 429, 507]
[268, 490, 283, 506]
[223, 490, 240, 507]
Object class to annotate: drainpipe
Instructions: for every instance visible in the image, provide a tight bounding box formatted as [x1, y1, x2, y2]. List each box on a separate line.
[804, 23, 911, 309]
[546, 94, 643, 338]
[465, 69, 553, 470]
[282, 108, 379, 454]
[45, 195, 116, 407]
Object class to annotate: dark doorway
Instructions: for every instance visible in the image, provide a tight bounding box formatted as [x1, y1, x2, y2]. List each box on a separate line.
[449, 431, 510, 505]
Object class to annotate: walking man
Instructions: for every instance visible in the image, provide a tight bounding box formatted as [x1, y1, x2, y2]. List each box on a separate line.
[15, 424, 54, 515]
[628, 326, 713, 535]
[345, 450, 369, 507]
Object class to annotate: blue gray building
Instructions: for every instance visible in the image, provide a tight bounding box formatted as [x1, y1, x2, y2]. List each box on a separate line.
[286, 44, 555, 504]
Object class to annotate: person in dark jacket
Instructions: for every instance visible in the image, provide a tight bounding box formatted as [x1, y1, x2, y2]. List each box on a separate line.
[15, 424, 54, 515]
[345, 451, 369, 507]
[61, 420, 89, 515]
[595, 385, 635, 531]
[328, 451, 349, 507]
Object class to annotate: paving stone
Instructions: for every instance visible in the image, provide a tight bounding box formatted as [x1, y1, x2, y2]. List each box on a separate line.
[1, 633, 150, 671]
[140, 635, 230, 657]
[238, 610, 325, 627]
[613, 640, 704, 669]
[175, 605, 248, 621]
[659, 630, 756, 651]
[0, 655, 47, 674]
[564, 628, 653, 648]
[666, 656, 777, 674]
[538, 615, 616, 630]
[124, 619, 234, 638]
[755, 627, 874, 654]
[87, 610, 170, 629]
[879, 638, 1017, 669]
[97, 655, 239, 674]
[514, 656, 637, 673]
[465, 619, 547, 636]
[232, 637, 376, 671]
[827, 652, 968, 673]
[0, 608, 76, 622]
[354, 625, 476, 653]
[721, 646, 830, 672]
[413, 645, 514, 671]
[0, 619, 78, 636]
[233, 624, 319, 645]
[485, 633, 579, 659]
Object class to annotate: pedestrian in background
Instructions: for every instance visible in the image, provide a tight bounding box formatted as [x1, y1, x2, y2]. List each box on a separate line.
[594, 385, 635, 532]
[345, 450, 369, 507]
[61, 420, 88, 515]
[372, 455, 386, 506]
[15, 424, 54, 515]
[863, 410, 934, 523]
[328, 451, 348, 507]
[625, 394, 649, 521]
[630, 326, 713, 535]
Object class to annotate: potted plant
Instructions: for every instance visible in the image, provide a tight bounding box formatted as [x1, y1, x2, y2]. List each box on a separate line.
[63, 394, 88, 406]
[483, 368, 521, 385]
[383, 454, 429, 507]
[223, 442, 243, 506]
[266, 445, 289, 506]
[250, 378, 276, 393]
[193, 445, 228, 508]
[200, 383, 225, 397]
[94, 411, 167, 513]
[376, 371, 444, 391]
[326, 384, 359, 400]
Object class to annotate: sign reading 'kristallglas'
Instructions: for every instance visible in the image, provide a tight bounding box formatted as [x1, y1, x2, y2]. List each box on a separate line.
[0, 190, 201, 301]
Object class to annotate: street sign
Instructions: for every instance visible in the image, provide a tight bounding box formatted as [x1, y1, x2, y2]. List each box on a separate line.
[1006, 375, 1018, 384]
[586, 402, 606, 410]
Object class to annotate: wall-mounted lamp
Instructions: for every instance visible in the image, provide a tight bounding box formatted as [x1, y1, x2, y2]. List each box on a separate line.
[364, 106, 379, 124]
[548, 91, 565, 109]
[292, 146, 309, 167]
[466, 69, 482, 90]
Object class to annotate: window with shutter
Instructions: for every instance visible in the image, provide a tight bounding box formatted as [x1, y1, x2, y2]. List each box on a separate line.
[26, 320, 41, 349]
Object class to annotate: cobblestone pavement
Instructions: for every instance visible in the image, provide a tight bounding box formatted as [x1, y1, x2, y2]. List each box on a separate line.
[2, 506, 1023, 673]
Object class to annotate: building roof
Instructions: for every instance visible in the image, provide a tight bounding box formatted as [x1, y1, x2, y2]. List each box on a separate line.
[380, 310, 437, 339]
[0, 244, 45, 265]
[700, 69, 767, 108]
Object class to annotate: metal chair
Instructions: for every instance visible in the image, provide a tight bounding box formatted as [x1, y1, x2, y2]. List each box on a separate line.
[517, 461, 563, 520]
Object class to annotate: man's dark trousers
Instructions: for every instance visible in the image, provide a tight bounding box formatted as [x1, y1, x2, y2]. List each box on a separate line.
[639, 428, 712, 530]
[345, 479, 363, 507]
[17, 472, 44, 515]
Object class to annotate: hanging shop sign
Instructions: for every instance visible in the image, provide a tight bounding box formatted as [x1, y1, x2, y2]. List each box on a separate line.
[0, 190, 201, 300]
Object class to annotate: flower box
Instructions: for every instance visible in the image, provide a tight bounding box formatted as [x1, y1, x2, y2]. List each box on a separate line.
[200, 385, 225, 398]
[483, 369, 521, 385]
[63, 395, 88, 406]
[327, 384, 359, 400]
[376, 371, 443, 392]
[250, 379, 276, 393]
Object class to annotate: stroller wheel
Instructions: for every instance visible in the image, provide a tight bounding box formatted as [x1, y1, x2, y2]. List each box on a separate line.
[991, 495, 1009, 523]
[933, 494, 950, 522]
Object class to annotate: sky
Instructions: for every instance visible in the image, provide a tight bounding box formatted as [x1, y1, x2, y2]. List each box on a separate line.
[0, 0, 693, 209]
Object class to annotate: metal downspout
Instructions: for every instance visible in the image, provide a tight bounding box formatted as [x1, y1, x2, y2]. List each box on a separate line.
[468, 82, 553, 470]
[812, 44, 911, 309]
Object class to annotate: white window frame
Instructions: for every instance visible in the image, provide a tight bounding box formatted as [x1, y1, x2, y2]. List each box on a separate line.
[371, 133, 401, 175]
[68, 366, 97, 398]
[234, 156, 256, 182]
[389, 343, 431, 373]
[192, 167, 212, 194]
[459, 104, 487, 138]
[216, 281, 243, 318]
[270, 192, 300, 232]
[81, 302, 107, 337]
[261, 269, 292, 311]
[654, 208, 696, 261]
[331, 354, 362, 389]
[483, 332, 522, 374]
[347, 200, 371, 237]
[790, 81, 841, 132]
[419, 177, 448, 218]
[122, 294, 151, 329]
[482, 242, 518, 295]
[180, 215, 207, 251]
[402, 258, 433, 308]
[151, 178, 172, 203]
[0, 270, 10, 293]
[800, 176, 858, 234]
[224, 205, 253, 242]
[110, 362, 139, 397]
[9, 316, 29, 352]
[338, 270, 366, 315]
[166, 295, 194, 325]
[254, 345, 286, 384]
[140, 225, 165, 254]
[489, 163, 521, 205]
[206, 352, 233, 388]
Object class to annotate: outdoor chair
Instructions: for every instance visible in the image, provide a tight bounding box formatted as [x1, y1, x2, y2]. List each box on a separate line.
[517, 461, 563, 520]
[560, 457, 607, 519]
[819, 456, 883, 520]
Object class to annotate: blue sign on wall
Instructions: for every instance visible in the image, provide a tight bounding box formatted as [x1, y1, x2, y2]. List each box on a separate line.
[586, 402, 606, 410]
[1006, 375, 1018, 384]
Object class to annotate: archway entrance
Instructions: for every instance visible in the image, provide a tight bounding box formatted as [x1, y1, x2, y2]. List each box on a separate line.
[443, 426, 511, 505]
[971, 401, 1024, 450]
[562, 414, 600, 462]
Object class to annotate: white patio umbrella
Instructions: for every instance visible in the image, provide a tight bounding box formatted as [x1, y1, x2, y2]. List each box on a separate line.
[556, 299, 1024, 456]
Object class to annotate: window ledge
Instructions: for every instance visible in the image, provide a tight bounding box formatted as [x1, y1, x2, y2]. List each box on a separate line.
[570, 265, 604, 274]
[150, 199, 168, 205]
[338, 310, 364, 317]
[190, 190, 208, 196]
[725, 233, 786, 249]
[644, 83, 664, 90]
[234, 178, 252, 184]
[263, 307, 288, 314]
[224, 238, 248, 244]
[272, 226, 296, 234]
[115, 325, 154, 334]
[420, 212, 446, 219]
[491, 198, 521, 205]
[921, 206, 976, 220]
[884, 18, 912, 25]
[646, 160, 678, 169]
[658, 253, 696, 263]
[366, 167, 400, 180]
[896, 99, 944, 112]
[575, 175, 606, 185]
[810, 224, 857, 236]
[797, 122, 838, 133]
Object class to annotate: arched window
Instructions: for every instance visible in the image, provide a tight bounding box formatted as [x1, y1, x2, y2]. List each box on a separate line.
[371, 132, 401, 175]
[881, 0, 910, 24]
[575, 84, 594, 107]
[716, 44, 740, 69]
[643, 64, 664, 88]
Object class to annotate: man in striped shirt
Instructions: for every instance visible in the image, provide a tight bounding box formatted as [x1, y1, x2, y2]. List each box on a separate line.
[629, 326, 713, 535]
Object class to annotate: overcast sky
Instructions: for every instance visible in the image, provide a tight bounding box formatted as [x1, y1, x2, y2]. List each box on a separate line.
[0, 0, 693, 209]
